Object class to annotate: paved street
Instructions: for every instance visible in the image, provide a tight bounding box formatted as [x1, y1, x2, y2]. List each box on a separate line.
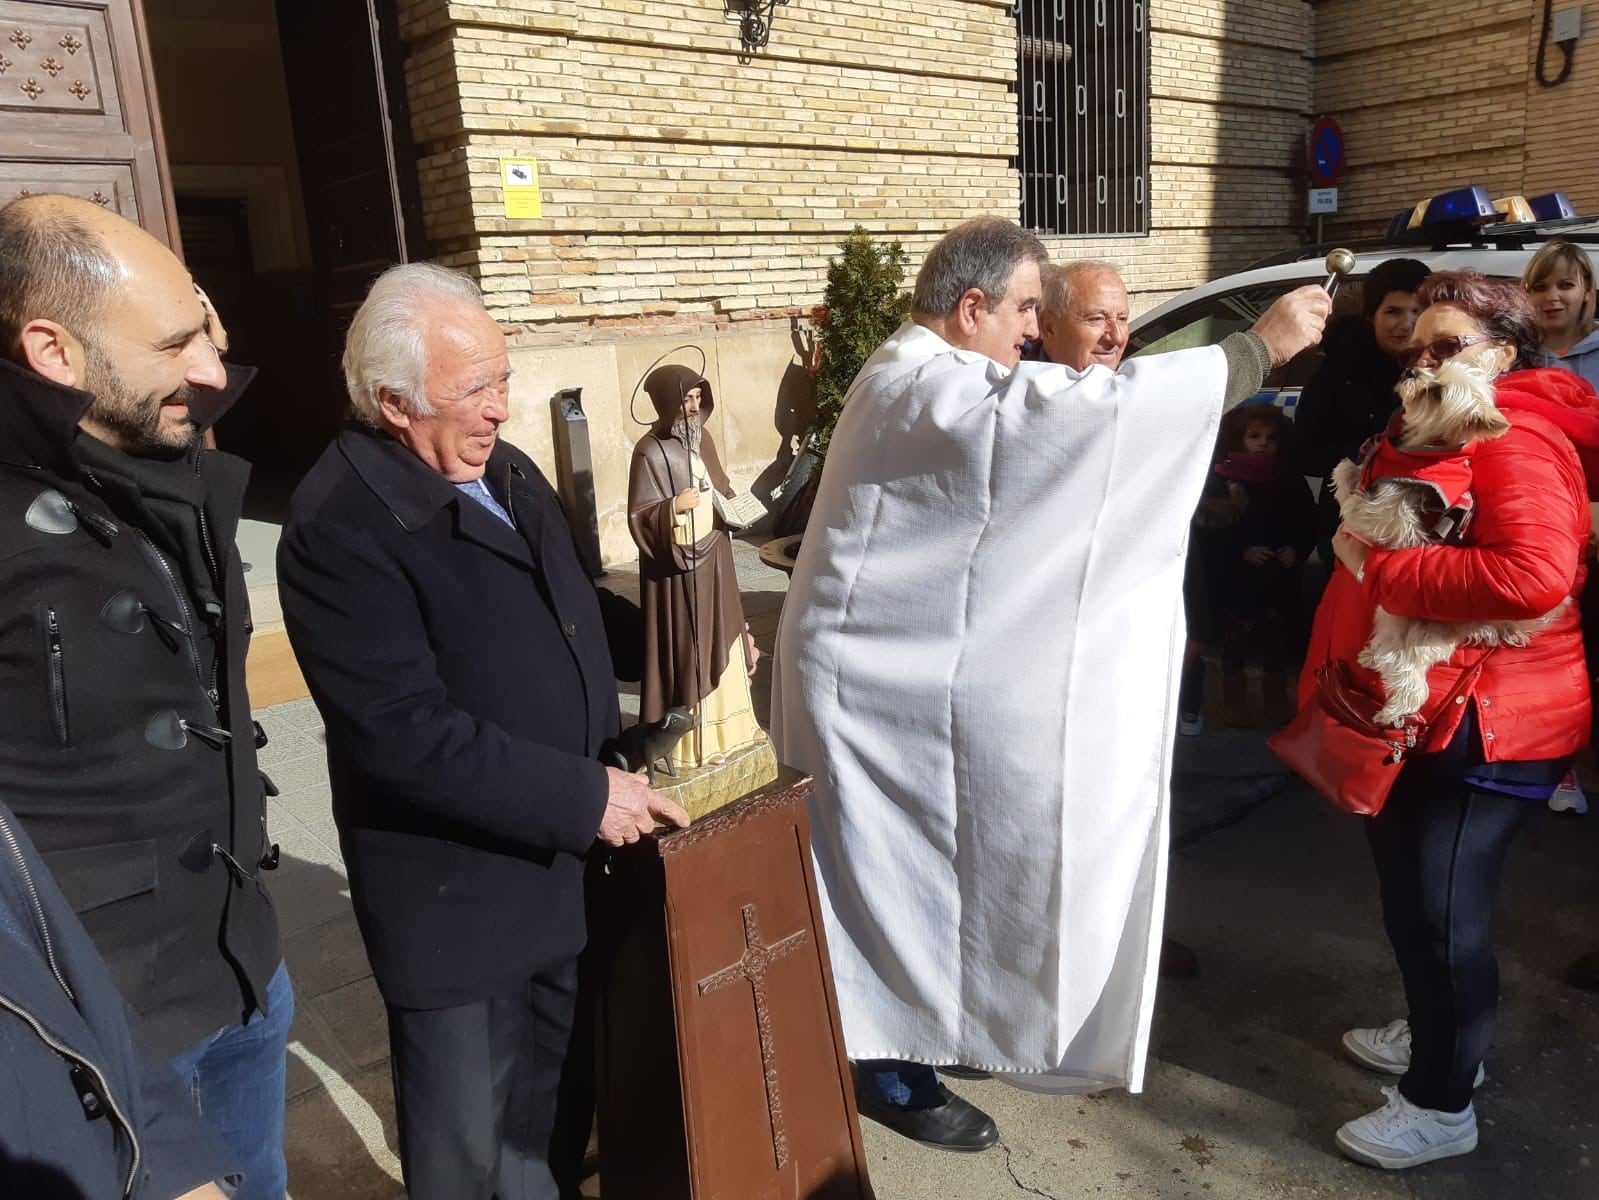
[264, 537, 1599, 1199]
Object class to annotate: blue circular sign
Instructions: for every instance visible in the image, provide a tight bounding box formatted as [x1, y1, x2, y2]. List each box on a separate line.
[1309, 117, 1344, 186]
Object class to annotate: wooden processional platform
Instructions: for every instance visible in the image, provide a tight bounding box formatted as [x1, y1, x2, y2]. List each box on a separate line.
[590, 767, 874, 1199]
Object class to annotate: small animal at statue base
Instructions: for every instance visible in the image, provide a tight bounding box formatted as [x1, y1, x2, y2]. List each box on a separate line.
[605, 707, 695, 784]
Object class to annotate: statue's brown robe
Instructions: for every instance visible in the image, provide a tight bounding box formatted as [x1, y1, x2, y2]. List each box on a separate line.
[627, 427, 747, 726]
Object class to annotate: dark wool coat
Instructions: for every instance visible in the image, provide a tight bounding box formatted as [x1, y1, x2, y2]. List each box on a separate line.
[628, 365, 747, 725]
[0, 798, 235, 1199]
[278, 427, 641, 1008]
[0, 360, 280, 1059]
[1293, 316, 1406, 543]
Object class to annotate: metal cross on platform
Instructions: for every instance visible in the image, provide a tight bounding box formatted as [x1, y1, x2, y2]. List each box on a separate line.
[697, 902, 811, 1169]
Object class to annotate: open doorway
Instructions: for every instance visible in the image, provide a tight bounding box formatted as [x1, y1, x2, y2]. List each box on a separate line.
[143, 0, 423, 517]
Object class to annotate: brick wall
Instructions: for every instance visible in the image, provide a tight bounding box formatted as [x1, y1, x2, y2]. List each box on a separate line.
[390, 0, 1313, 561]
[399, 0, 1313, 329]
[1313, 0, 1599, 241]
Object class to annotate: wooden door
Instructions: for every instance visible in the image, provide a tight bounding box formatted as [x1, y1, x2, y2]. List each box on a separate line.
[0, 0, 176, 245]
[276, 0, 423, 326]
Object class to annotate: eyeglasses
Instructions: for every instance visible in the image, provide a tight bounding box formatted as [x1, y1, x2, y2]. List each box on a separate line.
[1397, 333, 1495, 369]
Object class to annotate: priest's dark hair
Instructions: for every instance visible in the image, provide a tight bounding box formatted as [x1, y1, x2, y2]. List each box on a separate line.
[0, 194, 121, 361]
[912, 217, 1049, 318]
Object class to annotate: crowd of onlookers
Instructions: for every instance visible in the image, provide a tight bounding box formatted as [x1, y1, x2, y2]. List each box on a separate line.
[1173, 242, 1599, 1167]
[1180, 243, 1599, 766]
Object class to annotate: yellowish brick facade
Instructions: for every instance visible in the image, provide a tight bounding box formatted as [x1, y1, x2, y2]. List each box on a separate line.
[1314, 0, 1599, 238]
[394, 0, 1314, 562]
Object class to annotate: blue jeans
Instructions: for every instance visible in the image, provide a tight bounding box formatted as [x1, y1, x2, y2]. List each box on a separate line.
[855, 1058, 943, 1110]
[167, 960, 294, 1200]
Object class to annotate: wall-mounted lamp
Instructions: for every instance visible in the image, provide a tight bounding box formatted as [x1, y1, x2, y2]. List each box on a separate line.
[724, 0, 789, 52]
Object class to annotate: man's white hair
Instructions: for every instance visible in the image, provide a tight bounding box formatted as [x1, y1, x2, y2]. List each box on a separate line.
[1041, 259, 1123, 318]
[343, 262, 485, 428]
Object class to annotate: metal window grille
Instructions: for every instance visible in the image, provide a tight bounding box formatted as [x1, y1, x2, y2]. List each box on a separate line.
[1016, 1, 1149, 236]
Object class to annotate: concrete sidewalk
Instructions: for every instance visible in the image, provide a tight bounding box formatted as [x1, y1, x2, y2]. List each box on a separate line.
[264, 536, 1599, 1199]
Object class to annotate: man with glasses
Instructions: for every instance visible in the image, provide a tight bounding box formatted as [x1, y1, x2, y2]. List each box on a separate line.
[278, 263, 689, 1199]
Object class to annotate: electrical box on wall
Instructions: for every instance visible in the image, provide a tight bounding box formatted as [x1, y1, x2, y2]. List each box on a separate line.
[1553, 8, 1583, 42]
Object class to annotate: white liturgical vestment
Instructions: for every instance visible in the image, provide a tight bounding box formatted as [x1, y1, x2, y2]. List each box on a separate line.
[770, 322, 1228, 1092]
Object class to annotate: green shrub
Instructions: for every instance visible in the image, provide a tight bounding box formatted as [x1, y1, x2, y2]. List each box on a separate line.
[811, 227, 910, 451]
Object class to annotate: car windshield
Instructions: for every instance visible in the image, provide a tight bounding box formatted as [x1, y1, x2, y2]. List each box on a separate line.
[1128, 283, 1313, 358]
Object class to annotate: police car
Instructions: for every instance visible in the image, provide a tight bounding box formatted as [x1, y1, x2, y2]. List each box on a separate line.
[1125, 186, 1599, 417]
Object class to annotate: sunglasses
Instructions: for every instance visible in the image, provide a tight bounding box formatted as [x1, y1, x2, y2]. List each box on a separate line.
[1397, 333, 1496, 370]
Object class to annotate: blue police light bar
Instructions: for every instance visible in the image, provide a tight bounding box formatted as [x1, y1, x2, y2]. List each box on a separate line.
[1418, 185, 1496, 227]
[1385, 210, 1413, 241]
[1527, 191, 1576, 221]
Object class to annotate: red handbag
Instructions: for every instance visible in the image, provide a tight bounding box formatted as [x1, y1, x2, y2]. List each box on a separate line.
[1268, 658, 1486, 817]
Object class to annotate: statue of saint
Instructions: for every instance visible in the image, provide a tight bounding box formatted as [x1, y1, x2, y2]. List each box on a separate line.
[627, 365, 763, 773]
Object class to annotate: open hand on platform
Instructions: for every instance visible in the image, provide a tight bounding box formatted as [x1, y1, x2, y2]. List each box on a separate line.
[599, 766, 691, 845]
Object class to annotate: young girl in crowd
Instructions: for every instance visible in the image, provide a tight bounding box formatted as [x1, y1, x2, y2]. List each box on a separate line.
[1181, 404, 1316, 728]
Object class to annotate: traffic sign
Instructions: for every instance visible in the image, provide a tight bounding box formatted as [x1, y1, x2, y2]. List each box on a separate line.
[1309, 187, 1338, 214]
[1308, 117, 1344, 187]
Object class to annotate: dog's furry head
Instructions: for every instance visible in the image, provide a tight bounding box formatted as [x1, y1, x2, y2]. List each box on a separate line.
[1393, 358, 1510, 450]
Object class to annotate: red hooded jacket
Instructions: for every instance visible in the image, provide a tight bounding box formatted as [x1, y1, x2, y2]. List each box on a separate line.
[1300, 367, 1597, 762]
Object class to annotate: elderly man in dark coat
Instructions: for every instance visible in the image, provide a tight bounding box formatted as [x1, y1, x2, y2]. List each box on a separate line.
[627, 365, 761, 771]
[278, 263, 688, 1200]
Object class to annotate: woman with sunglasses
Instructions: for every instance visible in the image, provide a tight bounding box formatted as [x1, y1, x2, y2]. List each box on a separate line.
[1301, 270, 1599, 1169]
[1524, 240, 1599, 390]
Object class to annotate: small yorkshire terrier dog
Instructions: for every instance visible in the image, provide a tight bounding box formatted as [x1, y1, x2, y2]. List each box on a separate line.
[1330, 358, 1562, 727]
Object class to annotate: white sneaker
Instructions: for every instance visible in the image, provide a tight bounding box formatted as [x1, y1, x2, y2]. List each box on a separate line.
[1335, 1085, 1477, 1169]
[1342, 1019, 1412, 1073]
[1178, 711, 1204, 736]
[1549, 770, 1588, 813]
[1342, 1020, 1485, 1085]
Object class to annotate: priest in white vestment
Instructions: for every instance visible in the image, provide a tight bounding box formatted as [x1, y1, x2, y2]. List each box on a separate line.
[770, 218, 1329, 1151]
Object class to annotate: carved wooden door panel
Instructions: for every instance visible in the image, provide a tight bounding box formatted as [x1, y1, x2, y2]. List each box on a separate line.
[0, 0, 176, 246]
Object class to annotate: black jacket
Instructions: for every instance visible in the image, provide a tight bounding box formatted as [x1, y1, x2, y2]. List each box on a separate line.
[0, 796, 236, 1199]
[1293, 316, 1405, 543]
[278, 427, 639, 1009]
[1293, 316, 1405, 479]
[1192, 467, 1318, 566]
[0, 361, 280, 1059]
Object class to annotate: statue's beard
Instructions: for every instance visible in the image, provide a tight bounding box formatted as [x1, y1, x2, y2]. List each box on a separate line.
[673, 412, 702, 457]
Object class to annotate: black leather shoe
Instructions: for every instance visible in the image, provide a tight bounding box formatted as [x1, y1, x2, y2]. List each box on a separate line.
[938, 1065, 992, 1081]
[1568, 949, 1599, 991]
[854, 1084, 999, 1152]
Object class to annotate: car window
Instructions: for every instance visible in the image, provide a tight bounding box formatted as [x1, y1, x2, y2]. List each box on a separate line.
[1128, 278, 1370, 391]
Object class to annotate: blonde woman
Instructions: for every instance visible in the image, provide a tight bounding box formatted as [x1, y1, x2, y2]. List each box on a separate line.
[1524, 239, 1599, 390]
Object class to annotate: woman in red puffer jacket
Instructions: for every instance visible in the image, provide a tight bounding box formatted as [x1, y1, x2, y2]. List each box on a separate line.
[1302, 271, 1599, 1171]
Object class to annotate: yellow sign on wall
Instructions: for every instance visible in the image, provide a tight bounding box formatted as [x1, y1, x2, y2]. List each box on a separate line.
[500, 157, 542, 218]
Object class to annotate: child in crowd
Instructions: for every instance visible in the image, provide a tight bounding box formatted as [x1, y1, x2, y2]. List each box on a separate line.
[1180, 404, 1317, 729]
